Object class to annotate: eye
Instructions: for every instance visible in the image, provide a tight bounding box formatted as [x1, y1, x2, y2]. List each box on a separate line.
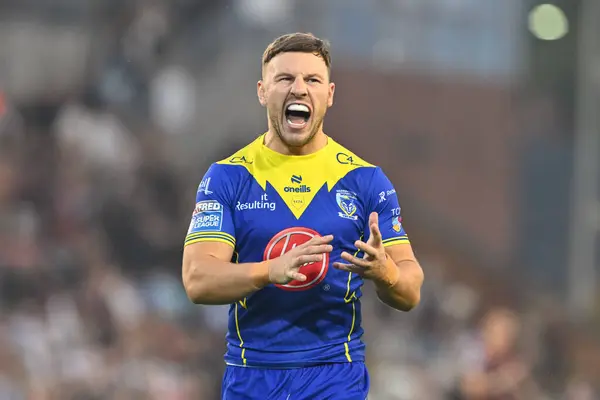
[279, 76, 292, 82]
[307, 78, 320, 83]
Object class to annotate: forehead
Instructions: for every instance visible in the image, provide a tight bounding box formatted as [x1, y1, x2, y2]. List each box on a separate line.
[265, 52, 328, 78]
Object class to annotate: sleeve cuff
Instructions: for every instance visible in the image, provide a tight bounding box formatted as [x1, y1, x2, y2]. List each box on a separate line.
[382, 236, 410, 247]
[184, 231, 236, 249]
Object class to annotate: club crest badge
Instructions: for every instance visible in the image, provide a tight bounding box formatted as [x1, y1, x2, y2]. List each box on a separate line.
[336, 190, 358, 220]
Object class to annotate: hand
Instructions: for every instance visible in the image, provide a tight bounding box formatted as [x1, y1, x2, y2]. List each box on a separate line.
[267, 235, 334, 284]
[333, 212, 399, 286]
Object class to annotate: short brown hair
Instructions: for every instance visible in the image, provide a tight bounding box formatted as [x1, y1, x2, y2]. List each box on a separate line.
[262, 32, 332, 76]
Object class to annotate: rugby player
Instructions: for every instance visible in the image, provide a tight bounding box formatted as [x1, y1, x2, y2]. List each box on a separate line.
[182, 32, 424, 400]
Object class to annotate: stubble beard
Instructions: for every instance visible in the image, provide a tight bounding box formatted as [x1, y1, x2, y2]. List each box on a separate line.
[269, 110, 324, 149]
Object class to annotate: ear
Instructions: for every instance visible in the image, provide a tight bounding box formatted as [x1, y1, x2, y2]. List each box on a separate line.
[257, 80, 267, 107]
[327, 82, 335, 108]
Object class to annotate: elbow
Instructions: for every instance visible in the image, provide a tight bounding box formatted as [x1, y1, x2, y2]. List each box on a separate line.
[394, 265, 424, 312]
[377, 287, 421, 312]
[183, 277, 204, 305]
[184, 280, 214, 305]
[401, 268, 424, 311]
[182, 260, 210, 304]
[184, 284, 206, 305]
[399, 290, 421, 312]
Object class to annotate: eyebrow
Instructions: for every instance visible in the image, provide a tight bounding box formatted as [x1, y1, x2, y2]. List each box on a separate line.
[273, 72, 325, 80]
[305, 73, 325, 80]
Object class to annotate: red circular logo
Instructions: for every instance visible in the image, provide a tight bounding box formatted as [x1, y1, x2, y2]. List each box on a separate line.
[264, 227, 329, 291]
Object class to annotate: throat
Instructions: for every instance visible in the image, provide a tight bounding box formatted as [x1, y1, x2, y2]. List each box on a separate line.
[287, 114, 307, 124]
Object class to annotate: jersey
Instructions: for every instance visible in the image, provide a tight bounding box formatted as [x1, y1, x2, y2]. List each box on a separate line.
[184, 134, 409, 368]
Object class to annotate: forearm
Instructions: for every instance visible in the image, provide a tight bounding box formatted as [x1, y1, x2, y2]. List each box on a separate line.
[375, 258, 423, 311]
[183, 256, 270, 305]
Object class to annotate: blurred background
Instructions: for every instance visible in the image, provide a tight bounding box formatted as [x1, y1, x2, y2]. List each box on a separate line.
[0, 0, 599, 399]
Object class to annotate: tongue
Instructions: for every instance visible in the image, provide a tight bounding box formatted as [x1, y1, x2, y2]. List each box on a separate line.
[288, 115, 306, 125]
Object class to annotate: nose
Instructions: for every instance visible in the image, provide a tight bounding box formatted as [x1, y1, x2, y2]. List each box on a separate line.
[290, 77, 308, 97]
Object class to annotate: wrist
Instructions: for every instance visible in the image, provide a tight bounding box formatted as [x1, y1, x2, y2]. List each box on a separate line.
[250, 261, 271, 289]
[375, 255, 400, 289]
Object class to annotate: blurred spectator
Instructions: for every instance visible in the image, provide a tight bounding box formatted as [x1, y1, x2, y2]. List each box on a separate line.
[454, 308, 539, 400]
[0, 1, 598, 399]
[54, 89, 141, 178]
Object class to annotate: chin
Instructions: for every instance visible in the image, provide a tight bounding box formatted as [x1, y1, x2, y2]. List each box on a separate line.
[280, 131, 313, 147]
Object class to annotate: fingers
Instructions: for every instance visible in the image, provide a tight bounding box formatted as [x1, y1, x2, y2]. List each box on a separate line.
[333, 262, 365, 274]
[369, 212, 379, 226]
[295, 253, 324, 266]
[340, 251, 371, 268]
[298, 235, 333, 255]
[368, 212, 382, 247]
[280, 236, 333, 284]
[354, 240, 378, 258]
[286, 270, 307, 282]
[305, 244, 333, 255]
[304, 234, 334, 247]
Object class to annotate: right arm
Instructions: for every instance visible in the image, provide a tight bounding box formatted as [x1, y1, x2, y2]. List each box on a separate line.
[183, 236, 333, 305]
[181, 164, 333, 305]
[182, 241, 270, 305]
[181, 164, 263, 304]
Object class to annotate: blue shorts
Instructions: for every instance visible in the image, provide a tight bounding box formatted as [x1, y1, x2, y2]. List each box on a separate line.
[221, 362, 369, 400]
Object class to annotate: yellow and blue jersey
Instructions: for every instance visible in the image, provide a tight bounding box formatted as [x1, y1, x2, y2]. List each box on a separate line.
[185, 134, 409, 368]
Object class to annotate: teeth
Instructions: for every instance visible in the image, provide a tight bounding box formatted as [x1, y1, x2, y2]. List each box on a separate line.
[287, 104, 310, 113]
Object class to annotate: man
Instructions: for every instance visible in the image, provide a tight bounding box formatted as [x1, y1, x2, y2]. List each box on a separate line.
[182, 33, 424, 400]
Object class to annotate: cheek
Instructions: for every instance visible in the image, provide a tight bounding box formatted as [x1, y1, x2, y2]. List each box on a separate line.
[266, 90, 284, 109]
[266, 103, 282, 121]
[312, 88, 330, 103]
[267, 100, 281, 114]
[314, 93, 332, 111]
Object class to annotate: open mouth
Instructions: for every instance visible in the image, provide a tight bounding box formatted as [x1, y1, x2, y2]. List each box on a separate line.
[284, 103, 311, 128]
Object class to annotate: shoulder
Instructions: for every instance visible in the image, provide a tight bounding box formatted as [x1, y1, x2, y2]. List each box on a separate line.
[216, 135, 263, 168]
[202, 135, 264, 183]
[327, 137, 376, 170]
[327, 139, 398, 201]
[326, 137, 383, 186]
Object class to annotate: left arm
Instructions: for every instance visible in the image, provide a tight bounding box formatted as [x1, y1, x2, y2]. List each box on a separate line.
[334, 212, 424, 311]
[333, 167, 424, 311]
[373, 242, 423, 311]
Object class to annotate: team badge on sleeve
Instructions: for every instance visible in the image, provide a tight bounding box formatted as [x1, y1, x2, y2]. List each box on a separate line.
[188, 200, 223, 233]
[392, 216, 402, 233]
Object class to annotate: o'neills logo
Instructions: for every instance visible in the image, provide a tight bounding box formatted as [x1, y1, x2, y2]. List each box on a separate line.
[284, 174, 311, 193]
[284, 185, 311, 193]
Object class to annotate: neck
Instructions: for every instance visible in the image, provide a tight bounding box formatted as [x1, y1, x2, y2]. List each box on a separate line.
[264, 130, 328, 156]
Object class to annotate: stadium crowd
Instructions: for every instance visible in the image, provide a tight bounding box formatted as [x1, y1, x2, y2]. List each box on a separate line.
[0, 91, 598, 399]
[0, 1, 599, 399]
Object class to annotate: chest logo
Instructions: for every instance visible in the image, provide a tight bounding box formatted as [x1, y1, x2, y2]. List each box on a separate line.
[264, 227, 329, 291]
[284, 175, 311, 193]
[336, 190, 358, 221]
[236, 193, 276, 212]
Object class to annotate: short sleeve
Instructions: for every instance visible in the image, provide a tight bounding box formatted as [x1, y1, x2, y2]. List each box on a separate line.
[365, 168, 409, 247]
[184, 163, 236, 249]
